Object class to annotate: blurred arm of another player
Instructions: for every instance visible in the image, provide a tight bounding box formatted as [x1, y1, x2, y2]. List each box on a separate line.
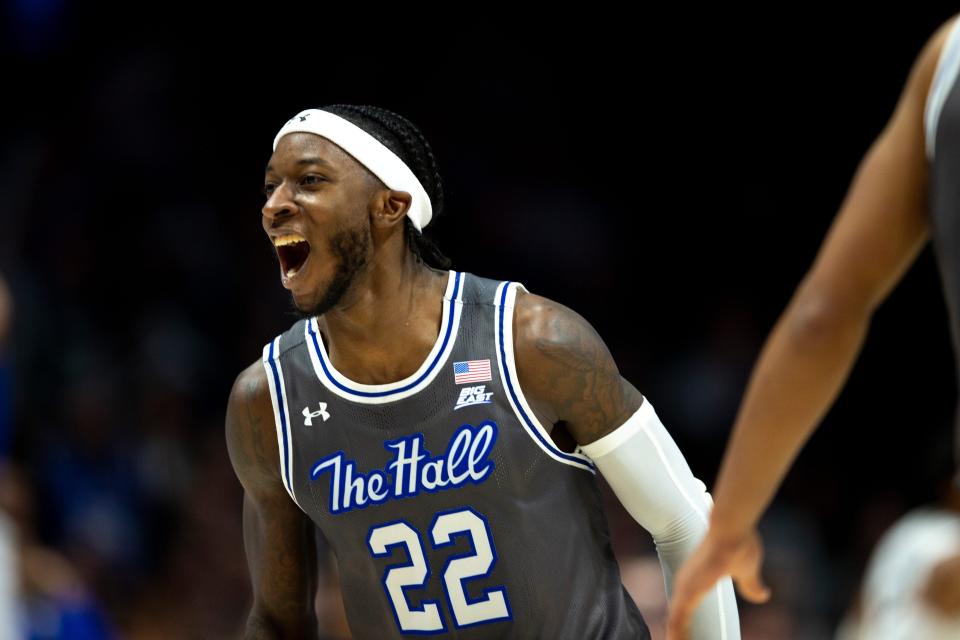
[226, 362, 320, 640]
[512, 291, 741, 639]
[665, 15, 960, 640]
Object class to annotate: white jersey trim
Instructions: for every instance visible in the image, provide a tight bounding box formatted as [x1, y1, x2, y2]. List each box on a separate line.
[304, 269, 465, 404]
[261, 337, 301, 508]
[925, 16, 960, 161]
[494, 281, 596, 474]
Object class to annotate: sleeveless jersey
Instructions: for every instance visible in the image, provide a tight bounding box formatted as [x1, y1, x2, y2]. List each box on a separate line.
[260, 269, 651, 640]
[926, 17, 960, 464]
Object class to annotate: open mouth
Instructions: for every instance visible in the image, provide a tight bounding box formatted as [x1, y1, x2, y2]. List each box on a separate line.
[273, 234, 311, 279]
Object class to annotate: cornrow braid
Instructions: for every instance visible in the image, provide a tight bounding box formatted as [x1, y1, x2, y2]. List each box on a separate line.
[321, 104, 451, 270]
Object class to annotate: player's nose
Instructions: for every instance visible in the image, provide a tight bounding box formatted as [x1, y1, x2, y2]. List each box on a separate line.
[262, 181, 298, 220]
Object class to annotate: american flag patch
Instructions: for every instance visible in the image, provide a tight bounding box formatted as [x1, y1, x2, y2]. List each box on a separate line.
[453, 359, 492, 384]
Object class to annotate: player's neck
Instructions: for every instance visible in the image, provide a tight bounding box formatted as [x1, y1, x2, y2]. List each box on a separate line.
[315, 255, 449, 385]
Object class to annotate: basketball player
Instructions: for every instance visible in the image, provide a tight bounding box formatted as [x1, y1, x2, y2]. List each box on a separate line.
[666, 14, 960, 639]
[225, 105, 742, 639]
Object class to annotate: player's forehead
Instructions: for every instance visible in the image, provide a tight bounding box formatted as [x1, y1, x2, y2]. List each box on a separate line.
[265, 132, 353, 175]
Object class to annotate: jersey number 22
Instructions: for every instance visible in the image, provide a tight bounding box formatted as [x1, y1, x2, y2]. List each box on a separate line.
[366, 506, 512, 633]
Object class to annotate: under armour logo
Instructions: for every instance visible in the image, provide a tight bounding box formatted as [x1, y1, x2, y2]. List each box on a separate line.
[302, 402, 330, 426]
[286, 113, 311, 125]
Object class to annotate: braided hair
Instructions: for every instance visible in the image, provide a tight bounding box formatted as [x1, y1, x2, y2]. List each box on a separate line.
[320, 104, 451, 270]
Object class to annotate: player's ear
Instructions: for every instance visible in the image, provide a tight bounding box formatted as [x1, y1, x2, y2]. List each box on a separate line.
[371, 189, 411, 229]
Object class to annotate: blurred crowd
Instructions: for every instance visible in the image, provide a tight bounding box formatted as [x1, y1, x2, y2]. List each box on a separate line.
[4, 5, 960, 639]
[0, 267, 251, 638]
[0, 263, 854, 640]
[0, 230, 953, 639]
[0, 207, 952, 640]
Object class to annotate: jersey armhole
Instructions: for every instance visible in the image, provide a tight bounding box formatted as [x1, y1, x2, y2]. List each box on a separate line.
[261, 336, 303, 509]
[493, 281, 596, 474]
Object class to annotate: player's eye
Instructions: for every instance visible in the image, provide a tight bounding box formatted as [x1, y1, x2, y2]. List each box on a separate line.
[300, 174, 325, 185]
[263, 183, 276, 197]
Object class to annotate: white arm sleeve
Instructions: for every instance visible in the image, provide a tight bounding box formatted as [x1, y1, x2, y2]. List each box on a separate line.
[579, 399, 741, 640]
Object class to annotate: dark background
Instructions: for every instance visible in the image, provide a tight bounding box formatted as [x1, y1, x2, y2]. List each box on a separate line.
[1, 4, 958, 638]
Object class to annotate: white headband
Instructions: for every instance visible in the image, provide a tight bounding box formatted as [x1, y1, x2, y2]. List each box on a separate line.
[272, 108, 433, 232]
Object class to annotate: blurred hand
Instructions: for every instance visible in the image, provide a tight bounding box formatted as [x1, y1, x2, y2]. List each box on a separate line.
[920, 551, 960, 616]
[665, 527, 770, 640]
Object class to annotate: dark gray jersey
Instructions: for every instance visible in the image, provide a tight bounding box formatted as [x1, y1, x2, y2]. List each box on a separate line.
[260, 269, 650, 639]
[926, 17, 960, 458]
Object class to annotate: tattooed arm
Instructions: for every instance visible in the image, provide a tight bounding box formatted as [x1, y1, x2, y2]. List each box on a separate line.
[511, 290, 643, 442]
[226, 361, 319, 640]
[513, 290, 740, 639]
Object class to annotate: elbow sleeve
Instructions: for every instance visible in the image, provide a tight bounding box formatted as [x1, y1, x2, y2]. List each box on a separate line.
[579, 399, 741, 640]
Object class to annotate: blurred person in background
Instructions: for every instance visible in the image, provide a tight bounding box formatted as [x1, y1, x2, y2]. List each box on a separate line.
[667, 12, 960, 639]
[2, 464, 114, 640]
[0, 275, 114, 638]
[835, 433, 960, 639]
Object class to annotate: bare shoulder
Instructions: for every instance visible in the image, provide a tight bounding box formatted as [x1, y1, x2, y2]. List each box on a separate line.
[909, 14, 960, 102]
[512, 289, 642, 444]
[928, 13, 960, 61]
[225, 359, 284, 497]
[512, 289, 609, 373]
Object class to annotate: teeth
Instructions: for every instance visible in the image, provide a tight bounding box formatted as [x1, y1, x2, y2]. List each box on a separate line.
[273, 234, 307, 247]
[286, 268, 298, 277]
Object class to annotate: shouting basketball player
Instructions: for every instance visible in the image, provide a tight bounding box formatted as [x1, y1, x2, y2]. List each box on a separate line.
[225, 105, 741, 639]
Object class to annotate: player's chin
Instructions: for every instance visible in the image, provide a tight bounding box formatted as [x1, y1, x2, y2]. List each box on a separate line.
[289, 287, 318, 314]
[289, 281, 327, 317]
